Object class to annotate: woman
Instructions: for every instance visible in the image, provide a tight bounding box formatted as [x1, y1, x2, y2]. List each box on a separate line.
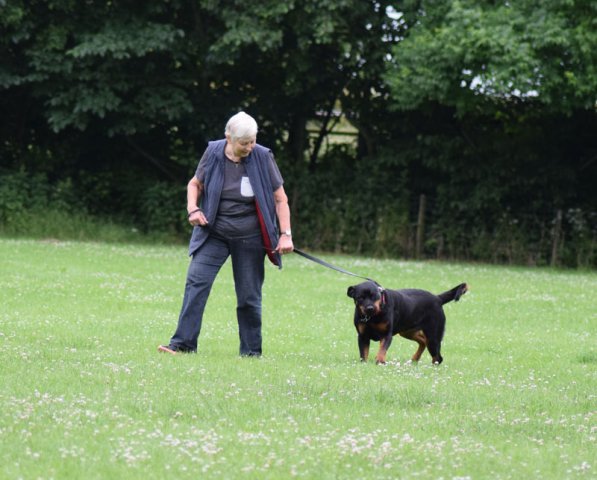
[158, 112, 294, 356]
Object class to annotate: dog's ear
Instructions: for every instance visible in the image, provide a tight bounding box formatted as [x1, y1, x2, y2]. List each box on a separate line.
[347, 286, 356, 298]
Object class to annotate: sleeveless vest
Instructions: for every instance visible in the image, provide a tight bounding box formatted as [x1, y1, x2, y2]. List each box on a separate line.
[188, 139, 282, 268]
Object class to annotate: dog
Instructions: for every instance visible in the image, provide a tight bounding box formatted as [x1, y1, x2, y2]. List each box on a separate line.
[347, 281, 468, 365]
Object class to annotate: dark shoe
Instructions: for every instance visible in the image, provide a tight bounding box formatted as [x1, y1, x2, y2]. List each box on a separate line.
[240, 352, 262, 358]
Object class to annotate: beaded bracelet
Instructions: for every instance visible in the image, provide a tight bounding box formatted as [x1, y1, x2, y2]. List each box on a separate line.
[187, 208, 202, 218]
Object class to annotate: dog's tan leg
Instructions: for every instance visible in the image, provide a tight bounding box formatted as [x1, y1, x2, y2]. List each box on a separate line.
[400, 330, 427, 362]
[411, 330, 427, 362]
[375, 338, 388, 364]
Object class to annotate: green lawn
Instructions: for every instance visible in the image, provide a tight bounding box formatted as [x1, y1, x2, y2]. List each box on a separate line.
[0, 238, 595, 479]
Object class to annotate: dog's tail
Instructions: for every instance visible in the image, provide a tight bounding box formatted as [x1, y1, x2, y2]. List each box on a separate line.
[438, 283, 468, 305]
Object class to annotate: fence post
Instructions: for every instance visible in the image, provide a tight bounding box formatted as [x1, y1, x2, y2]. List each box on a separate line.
[416, 194, 426, 259]
[551, 209, 563, 267]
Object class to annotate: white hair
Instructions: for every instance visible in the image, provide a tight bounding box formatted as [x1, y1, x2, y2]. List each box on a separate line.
[225, 111, 258, 141]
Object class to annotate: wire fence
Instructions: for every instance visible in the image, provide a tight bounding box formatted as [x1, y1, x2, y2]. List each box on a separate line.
[295, 192, 596, 268]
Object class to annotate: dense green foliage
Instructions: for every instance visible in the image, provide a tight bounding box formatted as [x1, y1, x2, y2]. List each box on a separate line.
[387, 0, 597, 113]
[0, 0, 595, 266]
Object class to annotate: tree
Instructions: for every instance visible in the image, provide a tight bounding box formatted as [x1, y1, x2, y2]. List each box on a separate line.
[378, 0, 597, 262]
[381, 0, 597, 213]
[385, 0, 597, 114]
[0, 0, 402, 169]
[0, 0, 407, 229]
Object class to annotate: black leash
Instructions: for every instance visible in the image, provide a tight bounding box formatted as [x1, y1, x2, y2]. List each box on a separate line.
[293, 247, 378, 284]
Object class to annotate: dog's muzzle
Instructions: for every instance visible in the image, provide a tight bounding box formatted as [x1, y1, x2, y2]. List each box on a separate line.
[359, 305, 376, 323]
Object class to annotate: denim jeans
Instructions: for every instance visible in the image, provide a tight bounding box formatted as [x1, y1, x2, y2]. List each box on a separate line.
[169, 232, 266, 355]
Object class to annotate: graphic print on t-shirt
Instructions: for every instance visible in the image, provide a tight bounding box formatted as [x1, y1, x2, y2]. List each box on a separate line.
[240, 176, 254, 197]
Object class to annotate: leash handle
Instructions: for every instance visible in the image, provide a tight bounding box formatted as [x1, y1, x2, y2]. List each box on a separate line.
[293, 248, 378, 284]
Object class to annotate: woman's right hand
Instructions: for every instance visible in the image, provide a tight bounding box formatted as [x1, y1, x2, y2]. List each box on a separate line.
[188, 209, 208, 227]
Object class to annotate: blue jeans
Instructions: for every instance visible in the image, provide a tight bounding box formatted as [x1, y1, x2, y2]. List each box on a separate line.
[169, 232, 266, 355]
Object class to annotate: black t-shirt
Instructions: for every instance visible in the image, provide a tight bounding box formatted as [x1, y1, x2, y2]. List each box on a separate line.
[195, 145, 283, 238]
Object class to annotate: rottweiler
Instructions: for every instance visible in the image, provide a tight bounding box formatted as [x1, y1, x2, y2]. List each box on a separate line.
[347, 281, 468, 365]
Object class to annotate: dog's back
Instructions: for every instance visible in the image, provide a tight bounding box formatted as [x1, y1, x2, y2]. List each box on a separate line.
[390, 288, 446, 334]
[390, 283, 467, 332]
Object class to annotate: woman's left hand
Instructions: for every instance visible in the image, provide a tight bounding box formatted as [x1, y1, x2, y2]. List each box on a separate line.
[276, 235, 294, 254]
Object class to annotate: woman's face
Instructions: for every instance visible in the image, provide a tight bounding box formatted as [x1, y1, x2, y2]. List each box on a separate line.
[229, 136, 256, 158]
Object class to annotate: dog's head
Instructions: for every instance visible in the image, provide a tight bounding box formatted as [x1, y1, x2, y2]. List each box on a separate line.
[347, 281, 386, 320]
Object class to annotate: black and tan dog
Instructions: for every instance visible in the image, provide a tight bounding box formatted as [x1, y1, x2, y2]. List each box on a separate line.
[347, 281, 468, 365]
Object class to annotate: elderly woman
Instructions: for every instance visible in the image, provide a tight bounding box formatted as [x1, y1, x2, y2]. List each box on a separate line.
[159, 112, 293, 356]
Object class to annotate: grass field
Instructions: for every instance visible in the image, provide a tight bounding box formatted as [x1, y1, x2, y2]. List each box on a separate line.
[0, 238, 595, 479]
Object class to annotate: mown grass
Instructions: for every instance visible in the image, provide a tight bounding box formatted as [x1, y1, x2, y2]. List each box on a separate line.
[0, 238, 595, 479]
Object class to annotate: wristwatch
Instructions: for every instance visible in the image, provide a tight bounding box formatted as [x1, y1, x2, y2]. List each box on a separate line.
[281, 229, 292, 237]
